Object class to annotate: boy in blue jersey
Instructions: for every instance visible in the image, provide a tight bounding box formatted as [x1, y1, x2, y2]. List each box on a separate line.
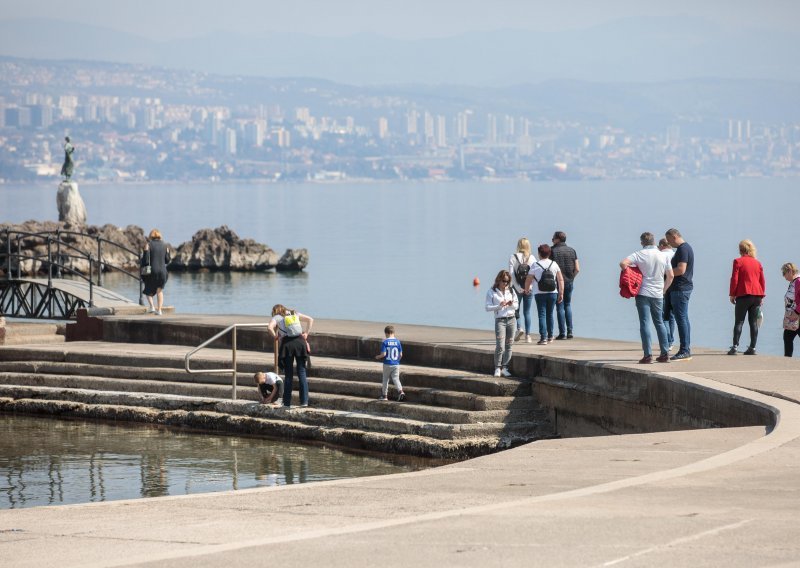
[375, 325, 406, 401]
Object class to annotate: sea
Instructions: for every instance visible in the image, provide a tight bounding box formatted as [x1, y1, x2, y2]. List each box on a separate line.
[2, 178, 798, 356]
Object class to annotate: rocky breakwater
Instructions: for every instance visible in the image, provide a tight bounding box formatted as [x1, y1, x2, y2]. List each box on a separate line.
[169, 225, 308, 272]
[1, 221, 307, 277]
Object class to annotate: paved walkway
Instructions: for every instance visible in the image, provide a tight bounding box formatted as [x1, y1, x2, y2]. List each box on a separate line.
[2, 317, 800, 566]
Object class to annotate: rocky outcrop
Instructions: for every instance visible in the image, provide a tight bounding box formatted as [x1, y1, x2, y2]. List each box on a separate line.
[276, 248, 309, 272]
[168, 226, 280, 272]
[56, 181, 88, 227]
[1, 222, 307, 276]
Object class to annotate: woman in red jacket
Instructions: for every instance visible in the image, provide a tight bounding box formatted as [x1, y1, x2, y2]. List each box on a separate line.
[728, 240, 766, 355]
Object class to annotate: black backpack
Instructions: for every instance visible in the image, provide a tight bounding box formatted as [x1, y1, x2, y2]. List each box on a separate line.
[536, 260, 557, 292]
[514, 253, 531, 287]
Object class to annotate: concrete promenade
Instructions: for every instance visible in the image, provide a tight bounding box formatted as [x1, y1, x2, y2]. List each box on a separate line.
[2, 316, 800, 566]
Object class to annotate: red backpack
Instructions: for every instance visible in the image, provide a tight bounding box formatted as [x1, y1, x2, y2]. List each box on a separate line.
[619, 266, 643, 298]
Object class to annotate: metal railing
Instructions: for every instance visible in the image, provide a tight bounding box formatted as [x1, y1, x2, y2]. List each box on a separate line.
[1, 228, 144, 307]
[184, 323, 277, 400]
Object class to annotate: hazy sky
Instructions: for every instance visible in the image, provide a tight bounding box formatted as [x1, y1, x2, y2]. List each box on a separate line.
[3, 0, 799, 40]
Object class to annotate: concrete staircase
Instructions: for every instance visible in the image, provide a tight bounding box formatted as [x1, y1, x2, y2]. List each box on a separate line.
[0, 322, 66, 346]
[0, 344, 554, 458]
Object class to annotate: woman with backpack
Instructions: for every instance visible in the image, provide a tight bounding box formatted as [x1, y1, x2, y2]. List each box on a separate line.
[509, 237, 534, 343]
[268, 304, 314, 408]
[525, 244, 564, 345]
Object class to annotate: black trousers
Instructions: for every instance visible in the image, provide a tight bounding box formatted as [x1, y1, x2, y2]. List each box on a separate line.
[732, 295, 761, 349]
[784, 328, 800, 357]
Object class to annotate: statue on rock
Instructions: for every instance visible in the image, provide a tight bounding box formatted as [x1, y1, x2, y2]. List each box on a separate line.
[56, 137, 87, 227]
[60, 136, 75, 181]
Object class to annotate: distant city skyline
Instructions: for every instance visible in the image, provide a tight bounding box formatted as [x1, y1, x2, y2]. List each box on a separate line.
[1, 0, 798, 41]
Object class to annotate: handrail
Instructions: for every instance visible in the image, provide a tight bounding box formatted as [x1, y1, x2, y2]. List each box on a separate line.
[184, 323, 273, 400]
[2, 228, 144, 307]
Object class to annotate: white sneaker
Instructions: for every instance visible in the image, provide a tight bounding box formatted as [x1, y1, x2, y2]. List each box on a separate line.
[514, 330, 524, 341]
[146, 307, 155, 314]
[156, 310, 163, 316]
[525, 335, 532, 343]
[501, 368, 512, 378]
[493, 368, 502, 377]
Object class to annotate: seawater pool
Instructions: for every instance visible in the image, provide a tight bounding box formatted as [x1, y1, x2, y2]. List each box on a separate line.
[0, 414, 438, 509]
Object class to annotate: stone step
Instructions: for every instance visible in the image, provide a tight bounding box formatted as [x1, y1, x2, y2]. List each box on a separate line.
[5, 323, 64, 336]
[0, 361, 532, 412]
[0, 347, 530, 397]
[2, 334, 66, 345]
[0, 372, 542, 425]
[0, 383, 546, 442]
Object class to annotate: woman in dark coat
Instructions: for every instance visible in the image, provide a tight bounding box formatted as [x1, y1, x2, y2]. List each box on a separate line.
[267, 304, 314, 408]
[141, 229, 170, 315]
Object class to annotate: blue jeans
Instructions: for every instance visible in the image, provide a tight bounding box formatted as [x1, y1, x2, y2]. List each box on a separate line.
[635, 295, 669, 356]
[556, 279, 574, 336]
[535, 293, 557, 339]
[282, 354, 308, 407]
[669, 289, 692, 354]
[516, 290, 534, 335]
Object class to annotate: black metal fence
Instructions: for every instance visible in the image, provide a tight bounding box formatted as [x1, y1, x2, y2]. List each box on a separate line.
[0, 228, 143, 318]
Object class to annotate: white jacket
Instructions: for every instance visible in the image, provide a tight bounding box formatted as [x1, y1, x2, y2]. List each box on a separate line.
[485, 286, 518, 319]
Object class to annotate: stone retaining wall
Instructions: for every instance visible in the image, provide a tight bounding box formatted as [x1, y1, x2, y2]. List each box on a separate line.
[84, 316, 776, 438]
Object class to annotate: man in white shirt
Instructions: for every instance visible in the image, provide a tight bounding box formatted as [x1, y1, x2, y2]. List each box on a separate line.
[620, 232, 674, 364]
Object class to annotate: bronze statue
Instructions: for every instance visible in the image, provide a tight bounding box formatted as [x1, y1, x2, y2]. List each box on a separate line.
[60, 136, 74, 180]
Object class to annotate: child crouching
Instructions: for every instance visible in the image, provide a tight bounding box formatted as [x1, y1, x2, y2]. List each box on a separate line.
[254, 371, 284, 405]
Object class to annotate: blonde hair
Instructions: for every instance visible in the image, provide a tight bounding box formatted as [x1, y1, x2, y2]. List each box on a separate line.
[516, 238, 531, 256]
[254, 371, 265, 384]
[149, 229, 162, 240]
[738, 239, 756, 258]
[782, 262, 799, 276]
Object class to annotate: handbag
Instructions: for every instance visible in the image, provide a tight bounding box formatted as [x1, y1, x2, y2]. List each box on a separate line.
[784, 278, 799, 331]
[141, 250, 152, 276]
[784, 309, 799, 332]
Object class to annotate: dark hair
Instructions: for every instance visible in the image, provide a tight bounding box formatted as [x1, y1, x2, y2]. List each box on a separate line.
[493, 270, 512, 290]
[553, 231, 566, 243]
[658, 238, 670, 249]
[384, 325, 395, 335]
[537, 244, 552, 258]
[640, 232, 655, 246]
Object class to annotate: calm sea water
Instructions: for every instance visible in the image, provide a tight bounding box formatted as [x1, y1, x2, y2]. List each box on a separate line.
[0, 415, 429, 509]
[2, 179, 798, 355]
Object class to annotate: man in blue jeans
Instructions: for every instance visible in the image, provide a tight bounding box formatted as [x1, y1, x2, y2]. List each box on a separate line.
[665, 228, 694, 361]
[620, 232, 674, 364]
[550, 231, 580, 339]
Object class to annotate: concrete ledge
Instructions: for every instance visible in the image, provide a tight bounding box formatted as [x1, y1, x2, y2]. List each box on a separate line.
[81, 316, 781, 437]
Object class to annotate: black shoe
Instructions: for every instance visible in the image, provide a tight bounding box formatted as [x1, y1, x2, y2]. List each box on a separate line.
[727, 346, 738, 355]
[566, 333, 574, 339]
[671, 352, 692, 361]
[744, 347, 756, 355]
[397, 392, 406, 402]
[555, 334, 567, 340]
